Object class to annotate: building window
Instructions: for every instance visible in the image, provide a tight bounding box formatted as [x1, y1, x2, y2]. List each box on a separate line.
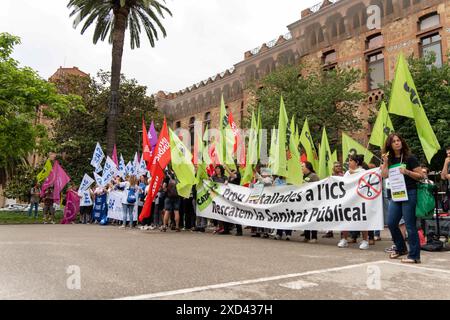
[240, 102, 244, 124]
[189, 117, 195, 150]
[367, 52, 385, 90]
[322, 50, 337, 71]
[419, 13, 440, 31]
[175, 121, 181, 129]
[367, 34, 384, 50]
[421, 33, 442, 67]
[204, 112, 211, 132]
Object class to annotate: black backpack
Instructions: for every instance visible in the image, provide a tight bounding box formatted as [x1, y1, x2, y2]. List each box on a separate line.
[167, 179, 178, 198]
[421, 232, 444, 252]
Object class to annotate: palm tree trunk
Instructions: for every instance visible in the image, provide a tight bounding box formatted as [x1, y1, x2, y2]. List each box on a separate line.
[107, 7, 129, 155]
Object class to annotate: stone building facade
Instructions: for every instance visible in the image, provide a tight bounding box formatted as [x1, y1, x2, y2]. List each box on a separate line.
[155, 0, 449, 144]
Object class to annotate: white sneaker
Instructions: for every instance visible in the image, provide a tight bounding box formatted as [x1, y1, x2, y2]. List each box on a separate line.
[308, 239, 318, 244]
[149, 225, 156, 230]
[119, 225, 125, 229]
[359, 240, 370, 250]
[338, 239, 348, 248]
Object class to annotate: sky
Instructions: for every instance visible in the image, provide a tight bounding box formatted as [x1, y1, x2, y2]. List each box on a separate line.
[0, 0, 319, 94]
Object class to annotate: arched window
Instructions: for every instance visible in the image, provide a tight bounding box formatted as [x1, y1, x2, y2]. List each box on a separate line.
[204, 112, 211, 132]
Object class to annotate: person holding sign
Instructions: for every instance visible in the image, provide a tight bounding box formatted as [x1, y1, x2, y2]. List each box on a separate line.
[381, 134, 424, 264]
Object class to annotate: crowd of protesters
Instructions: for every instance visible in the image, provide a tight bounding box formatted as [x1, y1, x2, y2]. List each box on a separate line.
[25, 135, 450, 264]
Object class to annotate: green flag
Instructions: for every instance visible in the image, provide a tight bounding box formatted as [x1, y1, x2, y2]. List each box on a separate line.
[318, 128, 333, 180]
[169, 129, 196, 199]
[388, 53, 440, 163]
[331, 150, 338, 165]
[369, 101, 395, 148]
[37, 159, 53, 183]
[268, 126, 277, 169]
[342, 133, 375, 165]
[287, 117, 303, 185]
[219, 95, 235, 168]
[300, 118, 319, 171]
[272, 96, 288, 177]
[241, 112, 258, 185]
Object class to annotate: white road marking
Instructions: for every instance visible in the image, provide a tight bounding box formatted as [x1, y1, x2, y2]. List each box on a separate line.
[383, 261, 450, 274]
[115, 260, 388, 300]
[280, 280, 319, 290]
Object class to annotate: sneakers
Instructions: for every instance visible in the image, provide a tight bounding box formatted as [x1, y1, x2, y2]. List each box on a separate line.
[51, 221, 56, 225]
[359, 240, 370, 250]
[308, 239, 318, 244]
[337, 239, 349, 248]
[149, 225, 156, 230]
[119, 225, 126, 229]
[43, 221, 48, 224]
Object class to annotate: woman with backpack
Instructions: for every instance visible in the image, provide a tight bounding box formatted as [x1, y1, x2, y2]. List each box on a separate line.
[119, 176, 139, 229]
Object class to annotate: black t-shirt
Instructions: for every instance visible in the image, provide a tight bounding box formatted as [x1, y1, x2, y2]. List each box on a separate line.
[390, 155, 420, 190]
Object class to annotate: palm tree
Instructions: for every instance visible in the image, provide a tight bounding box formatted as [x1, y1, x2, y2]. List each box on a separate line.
[67, 0, 172, 154]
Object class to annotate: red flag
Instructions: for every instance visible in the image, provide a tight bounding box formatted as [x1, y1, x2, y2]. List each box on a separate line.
[228, 111, 239, 154]
[112, 145, 119, 167]
[138, 164, 164, 222]
[142, 118, 152, 163]
[301, 153, 308, 163]
[139, 118, 171, 222]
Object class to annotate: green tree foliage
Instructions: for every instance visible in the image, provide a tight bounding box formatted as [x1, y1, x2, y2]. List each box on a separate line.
[0, 32, 83, 183]
[380, 53, 450, 169]
[51, 71, 163, 183]
[3, 164, 41, 202]
[249, 64, 365, 150]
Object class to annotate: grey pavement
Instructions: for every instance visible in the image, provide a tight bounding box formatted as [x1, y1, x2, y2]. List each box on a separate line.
[0, 224, 449, 300]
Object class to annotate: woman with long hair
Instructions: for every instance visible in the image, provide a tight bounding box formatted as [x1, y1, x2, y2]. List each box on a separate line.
[381, 133, 424, 264]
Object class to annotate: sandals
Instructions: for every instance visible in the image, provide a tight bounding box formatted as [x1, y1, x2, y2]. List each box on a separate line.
[401, 258, 421, 264]
[389, 251, 408, 259]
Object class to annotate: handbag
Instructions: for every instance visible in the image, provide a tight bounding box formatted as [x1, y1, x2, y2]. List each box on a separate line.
[416, 183, 436, 218]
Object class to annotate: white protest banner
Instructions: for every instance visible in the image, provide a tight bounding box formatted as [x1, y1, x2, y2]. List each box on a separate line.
[107, 190, 138, 221]
[94, 172, 104, 187]
[102, 156, 118, 186]
[90, 142, 105, 169]
[388, 164, 408, 202]
[80, 190, 93, 206]
[78, 174, 94, 194]
[196, 169, 384, 231]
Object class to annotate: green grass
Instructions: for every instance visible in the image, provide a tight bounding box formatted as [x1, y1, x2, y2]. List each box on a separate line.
[0, 210, 64, 225]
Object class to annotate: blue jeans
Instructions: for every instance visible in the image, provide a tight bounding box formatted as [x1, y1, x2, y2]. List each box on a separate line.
[387, 189, 420, 260]
[122, 204, 134, 226]
[28, 203, 39, 217]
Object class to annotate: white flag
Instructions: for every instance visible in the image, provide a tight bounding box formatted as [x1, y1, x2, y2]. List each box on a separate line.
[78, 174, 94, 194]
[118, 154, 126, 178]
[138, 157, 147, 176]
[90, 142, 105, 169]
[102, 156, 118, 186]
[94, 172, 104, 187]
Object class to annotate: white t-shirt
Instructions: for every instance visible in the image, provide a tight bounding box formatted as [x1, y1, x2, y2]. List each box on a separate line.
[343, 167, 365, 178]
[119, 182, 137, 205]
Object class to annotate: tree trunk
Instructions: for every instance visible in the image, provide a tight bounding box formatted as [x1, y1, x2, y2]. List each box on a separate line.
[107, 7, 129, 155]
